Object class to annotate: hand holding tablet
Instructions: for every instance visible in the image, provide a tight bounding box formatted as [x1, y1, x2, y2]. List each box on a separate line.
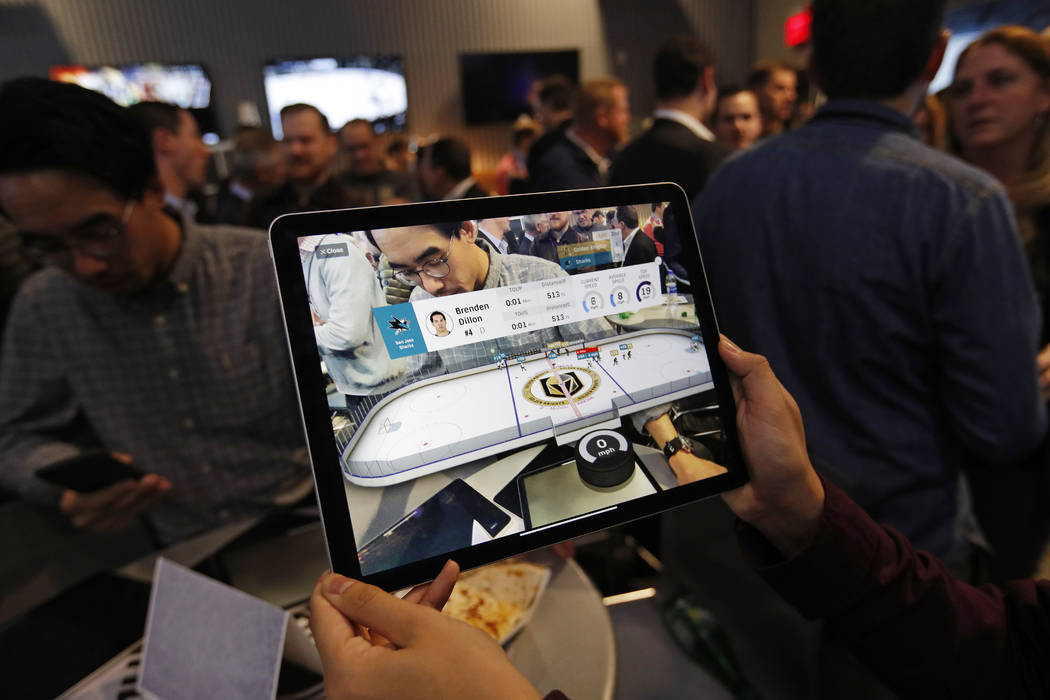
[308, 336, 828, 699]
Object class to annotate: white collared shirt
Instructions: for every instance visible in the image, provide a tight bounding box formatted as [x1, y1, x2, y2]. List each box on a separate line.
[443, 177, 477, 201]
[164, 191, 198, 220]
[477, 226, 509, 255]
[652, 108, 716, 142]
[622, 227, 640, 264]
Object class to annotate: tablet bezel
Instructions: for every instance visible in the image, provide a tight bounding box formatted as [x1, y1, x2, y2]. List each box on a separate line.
[269, 183, 747, 590]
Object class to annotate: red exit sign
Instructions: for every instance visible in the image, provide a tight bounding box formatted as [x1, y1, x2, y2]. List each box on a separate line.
[785, 7, 812, 47]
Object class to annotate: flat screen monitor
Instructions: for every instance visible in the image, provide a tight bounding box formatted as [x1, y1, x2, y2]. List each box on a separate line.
[50, 63, 218, 139]
[263, 56, 407, 139]
[460, 50, 579, 124]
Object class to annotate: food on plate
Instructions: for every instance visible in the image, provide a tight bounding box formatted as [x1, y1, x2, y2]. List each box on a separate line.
[442, 561, 550, 642]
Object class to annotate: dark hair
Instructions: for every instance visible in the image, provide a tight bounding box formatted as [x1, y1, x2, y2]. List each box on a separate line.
[616, 205, 639, 229]
[128, 101, 183, 135]
[426, 138, 471, 181]
[653, 35, 716, 100]
[387, 138, 409, 155]
[746, 60, 795, 90]
[364, 220, 463, 250]
[810, 0, 946, 99]
[955, 25, 1050, 85]
[280, 103, 332, 133]
[430, 310, 446, 322]
[538, 75, 574, 111]
[713, 85, 758, 120]
[341, 117, 374, 135]
[0, 77, 154, 200]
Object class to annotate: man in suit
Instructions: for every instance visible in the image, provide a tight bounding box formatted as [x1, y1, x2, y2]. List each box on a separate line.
[127, 102, 211, 222]
[610, 35, 727, 203]
[617, 205, 657, 267]
[610, 35, 727, 278]
[529, 78, 631, 192]
[418, 138, 489, 201]
[526, 75, 575, 180]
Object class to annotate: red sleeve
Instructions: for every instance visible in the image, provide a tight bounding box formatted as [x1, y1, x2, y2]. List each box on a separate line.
[737, 480, 1050, 699]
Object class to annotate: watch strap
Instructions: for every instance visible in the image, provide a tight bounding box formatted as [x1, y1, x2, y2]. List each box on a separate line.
[663, 435, 692, 459]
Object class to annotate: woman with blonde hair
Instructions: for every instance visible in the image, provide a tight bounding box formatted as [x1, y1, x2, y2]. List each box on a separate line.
[948, 25, 1050, 582]
[950, 26, 1050, 330]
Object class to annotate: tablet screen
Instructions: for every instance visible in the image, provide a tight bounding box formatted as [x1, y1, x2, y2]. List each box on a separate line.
[274, 186, 745, 586]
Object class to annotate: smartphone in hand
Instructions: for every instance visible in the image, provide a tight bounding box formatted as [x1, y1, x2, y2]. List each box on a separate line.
[35, 450, 143, 493]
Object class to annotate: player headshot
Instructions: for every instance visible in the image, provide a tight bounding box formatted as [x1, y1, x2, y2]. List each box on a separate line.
[429, 310, 451, 337]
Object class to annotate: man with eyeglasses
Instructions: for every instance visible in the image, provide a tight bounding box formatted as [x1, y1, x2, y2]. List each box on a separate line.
[0, 78, 312, 544]
[367, 221, 612, 378]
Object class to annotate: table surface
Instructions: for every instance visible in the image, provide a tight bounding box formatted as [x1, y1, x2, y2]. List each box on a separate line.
[62, 532, 616, 700]
[508, 550, 616, 700]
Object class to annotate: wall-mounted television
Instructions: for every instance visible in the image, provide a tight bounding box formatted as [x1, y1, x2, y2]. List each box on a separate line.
[460, 50, 579, 125]
[263, 56, 407, 139]
[50, 63, 218, 139]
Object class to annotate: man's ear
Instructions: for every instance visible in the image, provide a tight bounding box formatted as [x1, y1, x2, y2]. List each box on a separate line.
[594, 104, 610, 131]
[701, 66, 716, 98]
[459, 220, 477, 243]
[140, 177, 166, 209]
[152, 128, 175, 157]
[924, 29, 950, 83]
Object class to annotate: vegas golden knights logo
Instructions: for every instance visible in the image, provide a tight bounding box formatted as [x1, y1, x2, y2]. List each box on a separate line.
[522, 366, 600, 406]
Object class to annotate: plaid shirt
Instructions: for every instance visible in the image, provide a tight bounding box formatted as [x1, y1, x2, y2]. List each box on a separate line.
[408, 241, 614, 377]
[0, 219, 309, 543]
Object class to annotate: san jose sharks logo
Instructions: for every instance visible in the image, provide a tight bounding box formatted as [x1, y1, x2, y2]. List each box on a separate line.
[387, 317, 411, 334]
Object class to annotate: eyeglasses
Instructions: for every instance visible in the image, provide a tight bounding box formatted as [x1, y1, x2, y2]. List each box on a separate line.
[19, 200, 135, 267]
[393, 238, 453, 286]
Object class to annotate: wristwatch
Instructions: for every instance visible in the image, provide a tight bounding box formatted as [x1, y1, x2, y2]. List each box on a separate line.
[663, 434, 693, 460]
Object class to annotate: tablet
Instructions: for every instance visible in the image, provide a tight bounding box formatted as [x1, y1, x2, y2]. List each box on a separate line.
[269, 183, 746, 590]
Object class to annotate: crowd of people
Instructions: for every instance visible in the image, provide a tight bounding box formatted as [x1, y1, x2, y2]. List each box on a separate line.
[3, 0, 1050, 697]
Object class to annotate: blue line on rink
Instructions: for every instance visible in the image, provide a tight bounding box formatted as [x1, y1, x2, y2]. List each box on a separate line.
[595, 360, 634, 401]
[504, 360, 523, 437]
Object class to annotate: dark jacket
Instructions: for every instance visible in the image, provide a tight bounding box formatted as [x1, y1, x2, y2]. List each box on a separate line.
[622, 228, 658, 267]
[243, 177, 353, 230]
[610, 117, 728, 202]
[610, 119, 728, 275]
[526, 118, 571, 182]
[529, 134, 600, 193]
